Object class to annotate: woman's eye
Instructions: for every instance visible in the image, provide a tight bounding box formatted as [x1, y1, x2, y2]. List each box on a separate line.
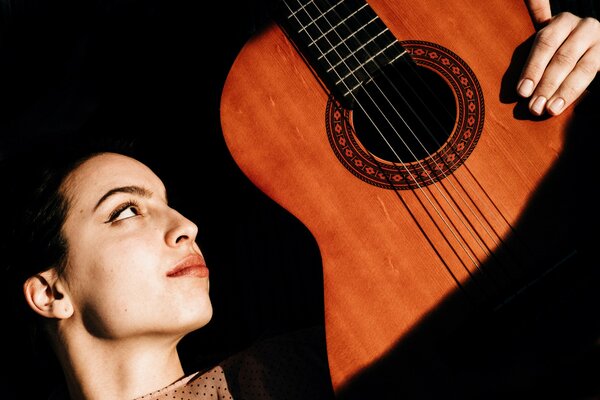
[107, 201, 141, 223]
[115, 206, 138, 221]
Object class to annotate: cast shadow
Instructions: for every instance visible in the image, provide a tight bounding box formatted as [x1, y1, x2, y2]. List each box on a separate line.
[498, 33, 551, 121]
[335, 41, 600, 400]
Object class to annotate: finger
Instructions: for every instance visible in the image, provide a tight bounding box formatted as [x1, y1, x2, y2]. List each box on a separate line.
[524, 0, 552, 25]
[530, 17, 600, 115]
[517, 13, 580, 99]
[545, 47, 600, 115]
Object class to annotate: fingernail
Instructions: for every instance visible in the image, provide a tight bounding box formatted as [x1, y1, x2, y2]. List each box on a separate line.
[547, 97, 565, 115]
[517, 79, 534, 97]
[531, 96, 546, 115]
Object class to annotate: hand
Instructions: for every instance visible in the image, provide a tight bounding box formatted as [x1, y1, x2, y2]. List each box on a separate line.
[518, 0, 600, 116]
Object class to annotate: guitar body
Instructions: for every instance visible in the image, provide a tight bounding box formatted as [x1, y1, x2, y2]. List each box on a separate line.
[220, 0, 595, 395]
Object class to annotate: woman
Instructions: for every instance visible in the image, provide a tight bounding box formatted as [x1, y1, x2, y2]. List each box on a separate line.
[0, 137, 334, 400]
[1, 1, 597, 399]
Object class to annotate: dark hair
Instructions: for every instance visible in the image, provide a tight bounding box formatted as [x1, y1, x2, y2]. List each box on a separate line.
[0, 133, 141, 397]
[2, 135, 138, 312]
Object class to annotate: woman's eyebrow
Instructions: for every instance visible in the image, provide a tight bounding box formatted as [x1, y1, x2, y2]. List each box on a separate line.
[93, 185, 153, 211]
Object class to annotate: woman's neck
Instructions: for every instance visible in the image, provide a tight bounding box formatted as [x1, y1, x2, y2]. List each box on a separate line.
[55, 328, 187, 400]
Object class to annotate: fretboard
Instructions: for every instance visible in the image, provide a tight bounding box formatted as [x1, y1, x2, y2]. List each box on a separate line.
[276, 0, 408, 106]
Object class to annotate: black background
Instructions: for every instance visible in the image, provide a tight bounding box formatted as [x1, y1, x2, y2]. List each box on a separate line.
[0, 0, 327, 397]
[1, 1, 599, 399]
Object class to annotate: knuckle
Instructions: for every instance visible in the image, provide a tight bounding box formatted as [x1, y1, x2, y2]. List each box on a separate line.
[525, 61, 545, 76]
[535, 29, 559, 51]
[536, 81, 557, 95]
[552, 51, 577, 67]
[581, 17, 600, 30]
[575, 59, 599, 77]
[560, 85, 579, 100]
[555, 11, 578, 23]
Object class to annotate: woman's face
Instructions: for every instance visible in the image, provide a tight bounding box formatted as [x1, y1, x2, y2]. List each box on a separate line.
[58, 152, 212, 340]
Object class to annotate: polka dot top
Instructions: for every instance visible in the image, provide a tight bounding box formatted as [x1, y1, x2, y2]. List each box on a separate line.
[134, 366, 233, 400]
[220, 325, 335, 400]
[132, 325, 335, 400]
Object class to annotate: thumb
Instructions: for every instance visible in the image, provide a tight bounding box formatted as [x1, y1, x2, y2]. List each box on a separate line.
[524, 0, 553, 26]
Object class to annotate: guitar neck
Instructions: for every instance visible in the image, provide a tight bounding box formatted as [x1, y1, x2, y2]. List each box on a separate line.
[273, 0, 410, 106]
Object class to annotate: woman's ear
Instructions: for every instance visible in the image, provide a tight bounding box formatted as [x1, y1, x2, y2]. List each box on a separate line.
[23, 269, 74, 320]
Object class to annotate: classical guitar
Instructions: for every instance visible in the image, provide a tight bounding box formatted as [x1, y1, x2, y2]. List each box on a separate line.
[220, 0, 593, 395]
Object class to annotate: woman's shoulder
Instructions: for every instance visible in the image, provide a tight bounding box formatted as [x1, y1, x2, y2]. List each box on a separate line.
[219, 325, 335, 400]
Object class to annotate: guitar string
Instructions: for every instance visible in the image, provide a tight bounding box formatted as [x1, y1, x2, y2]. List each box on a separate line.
[292, 0, 526, 293]
[288, 0, 502, 304]
[314, 0, 544, 294]
[332, 0, 520, 287]
[286, 0, 488, 297]
[285, 0, 492, 296]
[283, 0, 504, 298]
[329, 0, 515, 292]
[377, 43, 521, 285]
[290, 0, 499, 271]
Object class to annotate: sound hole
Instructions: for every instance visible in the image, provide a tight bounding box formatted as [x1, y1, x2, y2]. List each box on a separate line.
[352, 60, 457, 163]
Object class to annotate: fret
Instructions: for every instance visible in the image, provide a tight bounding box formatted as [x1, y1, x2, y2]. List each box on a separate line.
[336, 43, 408, 98]
[342, 81, 364, 97]
[305, 3, 368, 46]
[285, 0, 309, 21]
[278, 0, 410, 105]
[317, 15, 379, 60]
[298, 0, 345, 34]
[290, 1, 337, 30]
[327, 32, 403, 92]
[326, 27, 389, 72]
[387, 49, 408, 67]
[334, 39, 397, 85]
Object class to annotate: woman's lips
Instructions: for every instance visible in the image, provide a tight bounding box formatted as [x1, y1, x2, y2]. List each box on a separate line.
[167, 254, 209, 278]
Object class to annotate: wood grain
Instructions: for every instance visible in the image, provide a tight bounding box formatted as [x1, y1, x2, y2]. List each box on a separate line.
[220, 0, 577, 392]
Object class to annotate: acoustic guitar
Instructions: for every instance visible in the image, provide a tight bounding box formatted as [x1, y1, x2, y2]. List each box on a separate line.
[220, 0, 595, 395]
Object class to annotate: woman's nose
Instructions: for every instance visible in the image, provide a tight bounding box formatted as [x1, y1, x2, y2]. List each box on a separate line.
[164, 209, 199, 247]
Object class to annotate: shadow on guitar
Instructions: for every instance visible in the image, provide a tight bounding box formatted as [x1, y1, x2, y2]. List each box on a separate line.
[335, 37, 600, 400]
